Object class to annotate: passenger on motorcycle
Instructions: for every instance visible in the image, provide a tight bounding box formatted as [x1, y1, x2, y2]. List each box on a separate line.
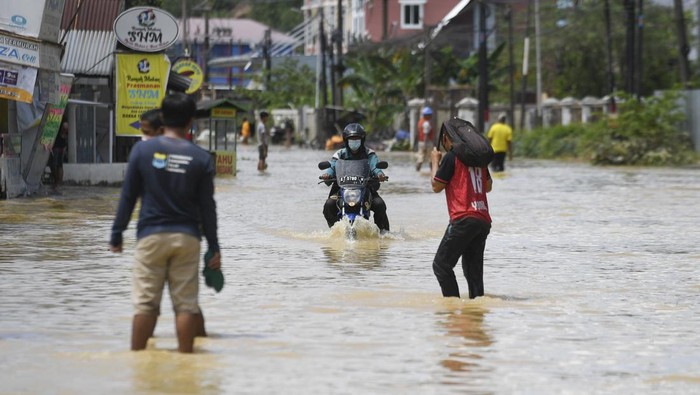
[319, 123, 390, 232]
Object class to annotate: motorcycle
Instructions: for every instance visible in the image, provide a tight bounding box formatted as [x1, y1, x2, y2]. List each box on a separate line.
[318, 158, 388, 232]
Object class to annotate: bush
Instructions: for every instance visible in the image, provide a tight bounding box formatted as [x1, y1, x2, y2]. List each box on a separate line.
[515, 124, 589, 159]
[515, 90, 699, 166]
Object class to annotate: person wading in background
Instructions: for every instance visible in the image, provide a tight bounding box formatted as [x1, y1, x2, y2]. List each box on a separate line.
[415, 106, 434, 172]
[257, 111, 269, 171]
[486, 113, 513, 172]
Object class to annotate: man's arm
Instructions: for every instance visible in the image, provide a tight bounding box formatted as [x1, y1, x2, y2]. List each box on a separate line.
[368, 152, 386, 179]
[199, 160, 220, 254]
[109, 154, 142, 252]
[431, 148, 446, 193]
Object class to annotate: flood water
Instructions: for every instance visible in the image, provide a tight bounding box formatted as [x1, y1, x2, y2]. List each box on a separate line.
[1, 145, 699, 394]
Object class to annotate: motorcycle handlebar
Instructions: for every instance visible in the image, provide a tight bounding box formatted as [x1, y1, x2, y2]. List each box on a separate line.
[317, 176, 388, 184]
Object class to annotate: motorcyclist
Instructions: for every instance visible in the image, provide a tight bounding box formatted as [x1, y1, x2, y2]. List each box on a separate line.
[320, 123, 390, 232]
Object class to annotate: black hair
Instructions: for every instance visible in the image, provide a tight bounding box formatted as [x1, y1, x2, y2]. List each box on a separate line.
[161, 92, 196, 128]
[260, 111, 269, 118]
[140, 108, 163, 130]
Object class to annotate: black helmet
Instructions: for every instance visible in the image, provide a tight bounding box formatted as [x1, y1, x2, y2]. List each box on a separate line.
[342, 123, 366, 147]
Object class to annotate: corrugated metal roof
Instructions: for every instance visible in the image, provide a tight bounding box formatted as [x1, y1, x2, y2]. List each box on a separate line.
[61, 0, 122, 31]
[184, 18, 296, 45]
[60, 30, 117, 76]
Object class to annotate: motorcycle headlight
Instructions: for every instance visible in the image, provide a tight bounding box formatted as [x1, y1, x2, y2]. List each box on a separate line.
[343, 189, 362, 206]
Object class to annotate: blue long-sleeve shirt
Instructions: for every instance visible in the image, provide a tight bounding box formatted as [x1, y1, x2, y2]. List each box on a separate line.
[110, 136, 220, 252]
[324, 147, 385, 178]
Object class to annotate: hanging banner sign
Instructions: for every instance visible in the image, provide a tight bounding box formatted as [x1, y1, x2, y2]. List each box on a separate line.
[113, 7, 179, 52]
[0, 60, 37, 103]
[115, 53, 170, 136]
[172, 58, 203, 94]
[39, 74, 73, 148]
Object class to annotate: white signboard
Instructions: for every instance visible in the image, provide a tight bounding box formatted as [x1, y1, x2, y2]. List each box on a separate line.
[0, 0, 64, 43]
[113, 7, 179, 52]
[0, 32, 61, 71]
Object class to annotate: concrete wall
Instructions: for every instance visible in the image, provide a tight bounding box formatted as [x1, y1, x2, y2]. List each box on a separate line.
[64, 163, 127, 186]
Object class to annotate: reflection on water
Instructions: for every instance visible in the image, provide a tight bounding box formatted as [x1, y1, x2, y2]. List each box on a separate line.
[130, 351, 222, 394]
[2, 148, 700, 394]
[438, 301, 492, 375]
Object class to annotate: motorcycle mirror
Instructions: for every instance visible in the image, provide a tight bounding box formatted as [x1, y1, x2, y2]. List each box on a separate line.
[318, 161, 331, 170]
[376, 161, 388, 170]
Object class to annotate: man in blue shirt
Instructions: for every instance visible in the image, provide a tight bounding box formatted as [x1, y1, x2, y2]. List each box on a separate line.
[320, 123, 390, 232]
[109, 92, 221, 353]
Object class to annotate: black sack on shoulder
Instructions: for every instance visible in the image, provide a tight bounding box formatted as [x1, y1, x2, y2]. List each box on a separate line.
[438, 117, 494, 167]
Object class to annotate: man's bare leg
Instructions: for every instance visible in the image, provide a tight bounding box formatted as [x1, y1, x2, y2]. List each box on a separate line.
[175, 313, 197, 353]
[132, 314, 158, 350]
[194, 312, 207, 337]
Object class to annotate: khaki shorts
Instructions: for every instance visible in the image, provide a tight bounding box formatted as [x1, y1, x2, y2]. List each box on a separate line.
[132, 233, 201, 315]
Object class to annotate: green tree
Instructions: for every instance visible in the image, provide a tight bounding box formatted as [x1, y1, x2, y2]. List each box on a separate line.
[254, 58, 316, 108]
[340, 49, 405, 137]
[503, 1, 685, 99]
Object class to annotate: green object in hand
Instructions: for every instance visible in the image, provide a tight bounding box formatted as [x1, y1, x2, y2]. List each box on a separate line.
[202, 249, 224, 293]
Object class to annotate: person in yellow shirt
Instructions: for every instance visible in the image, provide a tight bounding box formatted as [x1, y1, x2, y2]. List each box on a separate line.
[240, 117, 251, 144]
[486, 114, 513, 172]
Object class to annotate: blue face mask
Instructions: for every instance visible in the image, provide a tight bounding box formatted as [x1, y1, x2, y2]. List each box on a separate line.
[348, 140, 362, 151]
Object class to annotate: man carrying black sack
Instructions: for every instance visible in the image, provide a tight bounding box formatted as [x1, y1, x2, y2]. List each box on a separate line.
[430, 121, 493, 299]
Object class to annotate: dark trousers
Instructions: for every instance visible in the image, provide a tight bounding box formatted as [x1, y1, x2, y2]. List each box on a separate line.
[323, 191, 390, 232]
[491, 152, 506, 172]
[433, 217, 491, 299]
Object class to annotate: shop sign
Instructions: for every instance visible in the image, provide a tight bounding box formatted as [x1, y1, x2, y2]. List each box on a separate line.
[215, 151, 236, 176]
[0, 60, 37, 103]
[0, 31, 61, 71]
[211, 107, 237, 119]
[113, 7, 179, 52]
[115, 53, 170, 136]
[172, 58, 203, 94]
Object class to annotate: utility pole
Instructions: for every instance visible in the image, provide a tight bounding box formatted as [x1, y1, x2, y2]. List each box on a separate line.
[624, 0, 635, 94]
[507, 4, 515, 129]
[263, 29, 272, 91]
[534, 0, 542, 123]
[477, 1, 489, 134]
[181, 0, 189, 56]
[603, 0, 616, 112]
[318, 10, 329, 143]
[635, 0, 643, 98]
[203, 0, 211, 89]
[382, 0, 388, 40]
[673, 0, 690, 87]
[519, 0, 531, 131]
[336, 0, 344, 107]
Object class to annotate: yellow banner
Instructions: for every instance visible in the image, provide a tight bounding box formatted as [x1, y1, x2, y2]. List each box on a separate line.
[215, 150, 236, 176]
[115, 53, 170, 136]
